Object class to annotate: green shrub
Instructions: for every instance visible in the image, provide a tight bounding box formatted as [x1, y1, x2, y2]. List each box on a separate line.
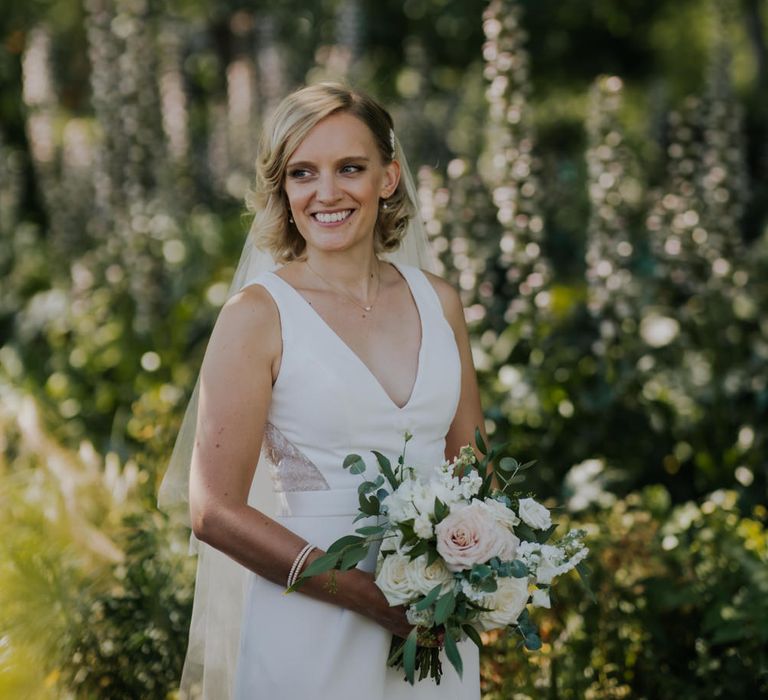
[482, 487, 768, 699]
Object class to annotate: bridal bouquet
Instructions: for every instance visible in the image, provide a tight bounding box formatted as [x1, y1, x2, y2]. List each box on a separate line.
[290, 430, 590, 685]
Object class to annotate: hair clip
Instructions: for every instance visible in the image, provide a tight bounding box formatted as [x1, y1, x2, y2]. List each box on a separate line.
[389, 128, 396, 159]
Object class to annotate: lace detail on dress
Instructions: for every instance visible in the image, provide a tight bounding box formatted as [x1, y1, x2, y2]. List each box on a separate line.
[262, 422, 330, 492]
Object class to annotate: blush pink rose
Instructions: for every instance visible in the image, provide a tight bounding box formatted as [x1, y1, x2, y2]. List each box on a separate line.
[435, 501, 520, 572]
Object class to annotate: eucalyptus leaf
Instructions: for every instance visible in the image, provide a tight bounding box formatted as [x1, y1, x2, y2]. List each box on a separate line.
[509, 560, 529, 578]
[413, 583, 443, 611]
[434, 591, 456, 625]
[576, 561, 596, 602]
[371, 449, 398, 490]
[498, 457, 519, 472]
[340, 545, 369, 570]
[434, 498, 449, 522]
[444, 631, 463, 678]
[403, 627, 418, 684]
[358, 493, 380, 515]
[515, 522, 537, 542]
[327, 535, 364, 554]
[462, 624, 484, 650]
[354, 525, 386, 537]
[358, 480, 379, 496]
[524, 632, 542, 651]
[298, 551, 341, 579]
[343, 453, 367, 475]
[474, 427, 487, 455]
[536, 523, 559, 544]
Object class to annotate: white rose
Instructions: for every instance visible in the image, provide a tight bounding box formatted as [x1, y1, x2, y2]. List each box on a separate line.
[435, 501, 520, 572]
[375, 553, 416, 605]
[518, 498, 552, 530]
[475, 576, 530, 631]
[483, 498, 520, 530]
[404, 555, 455, 596]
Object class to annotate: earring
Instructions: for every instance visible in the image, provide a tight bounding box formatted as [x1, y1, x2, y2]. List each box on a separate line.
[288, 215, 294, 223]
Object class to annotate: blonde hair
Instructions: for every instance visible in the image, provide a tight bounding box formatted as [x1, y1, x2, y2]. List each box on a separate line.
[245, 82, 413, 263]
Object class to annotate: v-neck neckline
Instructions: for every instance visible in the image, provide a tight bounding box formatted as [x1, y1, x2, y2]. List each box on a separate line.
[268, 261, 424, 412]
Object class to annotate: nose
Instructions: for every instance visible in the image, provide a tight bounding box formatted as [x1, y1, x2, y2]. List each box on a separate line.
[315, 170, 341, 203]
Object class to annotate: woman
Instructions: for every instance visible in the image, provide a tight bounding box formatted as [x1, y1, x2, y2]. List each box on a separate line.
[164, 82, 486, 699]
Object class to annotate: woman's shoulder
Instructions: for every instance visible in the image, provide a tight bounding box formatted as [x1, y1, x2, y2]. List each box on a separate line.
[206, 281, 282, 363]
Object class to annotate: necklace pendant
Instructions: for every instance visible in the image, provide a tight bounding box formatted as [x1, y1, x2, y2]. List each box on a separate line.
[364, 305, 372, 311]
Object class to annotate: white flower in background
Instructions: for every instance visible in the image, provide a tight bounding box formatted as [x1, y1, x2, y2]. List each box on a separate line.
[404, 555, 454, 596]
[435, 501, 520, 572]
[474, 576, 530, 630]
[640, 313, 680, 348]
[483, 498, 520, 529]
[564, 458, 616, 512]
[531, 588, 551, 608]
[375, 553, 416, 605]
[518, 498, 552, 530]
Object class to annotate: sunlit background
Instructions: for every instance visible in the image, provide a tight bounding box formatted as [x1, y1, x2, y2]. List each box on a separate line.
[1, 0, 766, 697]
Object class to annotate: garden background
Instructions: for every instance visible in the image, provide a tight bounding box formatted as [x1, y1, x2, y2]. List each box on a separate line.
[1, 0, 767, 697]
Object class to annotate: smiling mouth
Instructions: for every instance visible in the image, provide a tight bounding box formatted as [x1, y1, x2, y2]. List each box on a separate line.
[311, 209, 354, 224]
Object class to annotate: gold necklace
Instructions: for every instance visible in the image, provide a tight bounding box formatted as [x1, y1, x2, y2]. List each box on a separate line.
[305, 259, 381, 312]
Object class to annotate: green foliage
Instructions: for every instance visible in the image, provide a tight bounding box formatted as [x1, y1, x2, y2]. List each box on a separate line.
[60, 514, 194, 699]
[482, 488, 768, 699]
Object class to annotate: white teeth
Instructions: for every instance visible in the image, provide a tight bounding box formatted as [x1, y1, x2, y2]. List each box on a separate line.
[313, 210, 352, 223]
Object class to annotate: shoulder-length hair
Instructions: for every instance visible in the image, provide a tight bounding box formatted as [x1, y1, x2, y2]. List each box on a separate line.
[245, 82, 413, 263]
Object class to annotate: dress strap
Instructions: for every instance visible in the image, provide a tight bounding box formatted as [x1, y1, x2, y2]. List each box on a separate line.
[389, 262, 450, 334]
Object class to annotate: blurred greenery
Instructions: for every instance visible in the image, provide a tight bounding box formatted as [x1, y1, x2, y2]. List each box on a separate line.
[1, 0, 766, 697]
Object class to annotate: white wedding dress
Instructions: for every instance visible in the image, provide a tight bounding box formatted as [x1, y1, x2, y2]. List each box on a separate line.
[231, 261, 480, 700]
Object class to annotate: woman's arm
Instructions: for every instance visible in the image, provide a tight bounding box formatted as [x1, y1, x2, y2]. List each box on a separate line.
[424, 272, 490, 468]
[188, 284, 411, 637]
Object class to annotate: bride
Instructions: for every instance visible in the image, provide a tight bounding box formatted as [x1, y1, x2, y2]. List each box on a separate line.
[160, 82, 486, 699]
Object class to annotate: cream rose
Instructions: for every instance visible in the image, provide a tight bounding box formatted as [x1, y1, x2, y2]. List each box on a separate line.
[483, 498, 520, 529]
[435, 501, 520, 572]
[404, 555, 455, 596]
[518, 498, 552, 530]
[375, 553, 416, 605]
[474, 576, 530, 631]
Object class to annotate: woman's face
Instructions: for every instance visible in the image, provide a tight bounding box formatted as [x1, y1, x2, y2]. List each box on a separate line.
[283, 111, 400, 257]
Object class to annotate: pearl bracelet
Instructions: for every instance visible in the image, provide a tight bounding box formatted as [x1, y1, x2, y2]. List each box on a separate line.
[287, 543, 316, 588]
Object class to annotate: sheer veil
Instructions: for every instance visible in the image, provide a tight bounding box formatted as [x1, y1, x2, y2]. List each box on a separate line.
[157, 137, 437, 699]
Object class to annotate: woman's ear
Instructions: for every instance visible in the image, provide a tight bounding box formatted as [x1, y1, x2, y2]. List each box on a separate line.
[381, 159, 401, 198]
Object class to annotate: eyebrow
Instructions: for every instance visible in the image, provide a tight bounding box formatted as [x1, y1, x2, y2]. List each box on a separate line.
[287, 155, 371, 169]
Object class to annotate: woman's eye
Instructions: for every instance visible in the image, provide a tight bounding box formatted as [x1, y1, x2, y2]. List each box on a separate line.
[341, 164, 363, 174]
[288, 168, 310, 179]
